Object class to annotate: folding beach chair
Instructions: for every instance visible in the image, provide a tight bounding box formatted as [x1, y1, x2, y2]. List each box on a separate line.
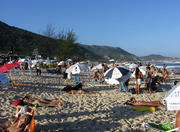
[25, 108, 35, 132]
[15, 106, 35, 132]
[143, 121, 179, 132]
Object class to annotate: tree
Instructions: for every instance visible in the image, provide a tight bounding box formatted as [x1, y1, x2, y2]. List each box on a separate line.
[42, 24, 56, 38]
[56, 28, 77, 43]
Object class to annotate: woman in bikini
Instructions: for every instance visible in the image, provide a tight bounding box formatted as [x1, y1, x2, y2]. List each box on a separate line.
[125, 97, 164, 108]
[22, 96, 64, 108]
[135, 67, 143, 94]
[64, 89, 97, 94]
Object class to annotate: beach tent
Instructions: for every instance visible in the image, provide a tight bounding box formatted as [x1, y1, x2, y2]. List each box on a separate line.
[164, 82, 180, 110]
[66, 63, 89, 74]
[0, 73, 9, 88]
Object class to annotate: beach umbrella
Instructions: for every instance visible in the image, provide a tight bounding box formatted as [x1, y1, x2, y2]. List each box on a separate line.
[105, 78, 120, 85]
[18, 59, 27, 63]
[104, 66, 130, 79]
[58, 61, 64, 66]
[129, 63, 138, 69]
[66, 59, 72, 64]
[164, 82, 180, 110]
[109, 59, 115, 62]
[0, 62, 20, 73]
[91, 64, 103, 71]
[0, 72, 9, 88]
[66, 63, 89, 74]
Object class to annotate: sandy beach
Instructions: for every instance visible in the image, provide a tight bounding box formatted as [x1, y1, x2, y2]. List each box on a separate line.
[0, 70, 179, 131]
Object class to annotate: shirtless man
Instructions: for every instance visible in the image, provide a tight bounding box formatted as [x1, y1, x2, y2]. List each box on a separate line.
[175, 110, 180, 131]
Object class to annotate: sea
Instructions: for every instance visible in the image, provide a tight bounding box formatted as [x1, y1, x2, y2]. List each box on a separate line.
[145, 61, 180, 72]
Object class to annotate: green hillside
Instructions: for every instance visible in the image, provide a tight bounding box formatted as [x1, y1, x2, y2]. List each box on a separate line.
[139, 54, 170, 61]
[80, 44, 139, 61]
[1, 21, 163, 61]
[0, 21, 100, 60]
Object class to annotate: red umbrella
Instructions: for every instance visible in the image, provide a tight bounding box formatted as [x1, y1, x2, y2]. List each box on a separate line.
[0, 62, 20, 73]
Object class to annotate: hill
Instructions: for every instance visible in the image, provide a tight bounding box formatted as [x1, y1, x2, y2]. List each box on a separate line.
[80, 44, 139, 61]
[139, 54, 171, 61]
[2, 21, 174, 62]
[0, 21, 100, 60]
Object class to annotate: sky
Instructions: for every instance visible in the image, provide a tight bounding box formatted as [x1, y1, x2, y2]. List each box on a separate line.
[1, 0, 180, 57]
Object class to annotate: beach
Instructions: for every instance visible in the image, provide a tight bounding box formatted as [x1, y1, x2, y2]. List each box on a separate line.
[0, 70, 179, 131]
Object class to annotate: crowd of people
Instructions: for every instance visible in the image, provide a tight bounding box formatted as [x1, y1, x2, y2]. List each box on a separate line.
[1, 59, 180, 131]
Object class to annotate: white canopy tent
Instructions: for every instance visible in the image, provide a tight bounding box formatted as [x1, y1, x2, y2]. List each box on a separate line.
[164, 82, 180, 110]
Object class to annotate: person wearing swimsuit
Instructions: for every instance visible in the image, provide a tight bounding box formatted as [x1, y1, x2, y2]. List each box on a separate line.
[135, 67, 143, 94]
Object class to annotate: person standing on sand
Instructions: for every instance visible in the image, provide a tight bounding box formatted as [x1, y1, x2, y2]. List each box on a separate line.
[146, 66, 152, 93]
[36, 61, 41, 76]
[135, 67, 143, 94]
[162, 64, 169, 83]
[61, 63, 67, 82]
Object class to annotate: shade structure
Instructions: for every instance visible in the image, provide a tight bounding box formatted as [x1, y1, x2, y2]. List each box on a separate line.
[109, 59, 115, 62]
[105, 78, 120, 85]
[0, 73, 9, 88]
[66, 59, 72, 64]
[0, 62, 20, 73]
[66, 64, 89, 74]
[91, 64, 103, 71]
[129, 63, 138, 69]
[104, 66, 130, 79]
[58, 61, 64, 66]
[164, 82, 180, 110]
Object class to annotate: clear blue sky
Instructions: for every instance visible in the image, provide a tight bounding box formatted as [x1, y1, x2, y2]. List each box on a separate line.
[1, 0, 180, 57]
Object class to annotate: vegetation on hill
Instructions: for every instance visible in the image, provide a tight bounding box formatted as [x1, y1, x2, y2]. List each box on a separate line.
[80, 44, 139, 61]
[0, 21, 100, 61]
[139, 54, 170, 61]
[1, 21, 176, 62]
